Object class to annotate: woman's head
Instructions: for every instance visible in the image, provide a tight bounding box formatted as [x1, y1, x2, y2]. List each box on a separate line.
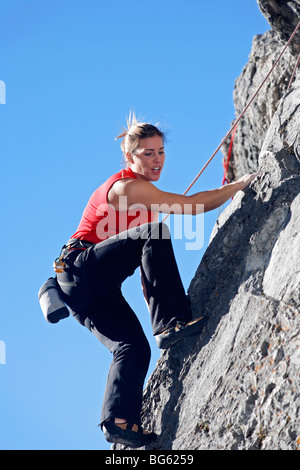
[116, 112, 166, 181]
[116, 111, 165, 161]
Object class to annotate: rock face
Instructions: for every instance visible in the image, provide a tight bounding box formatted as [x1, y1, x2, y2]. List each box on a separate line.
[258, 0, 300, 57]
[119, 1, 300, 450]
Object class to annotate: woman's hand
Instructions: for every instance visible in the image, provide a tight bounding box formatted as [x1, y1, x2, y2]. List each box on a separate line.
[234, 172, 260, 191]
[191, 172, 259, 212]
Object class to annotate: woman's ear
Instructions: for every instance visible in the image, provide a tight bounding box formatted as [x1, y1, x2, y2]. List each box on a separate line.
[126, 152, 134, 164]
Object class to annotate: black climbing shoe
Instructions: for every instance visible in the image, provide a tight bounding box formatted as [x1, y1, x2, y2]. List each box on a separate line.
[102, 419, 157, 448]
[155, 316, 209, 349]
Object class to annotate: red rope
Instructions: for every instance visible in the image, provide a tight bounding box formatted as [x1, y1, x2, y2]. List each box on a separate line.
[222, 124, 237, 185]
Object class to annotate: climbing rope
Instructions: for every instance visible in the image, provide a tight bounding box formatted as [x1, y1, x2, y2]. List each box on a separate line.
[163, 19, 300, 225]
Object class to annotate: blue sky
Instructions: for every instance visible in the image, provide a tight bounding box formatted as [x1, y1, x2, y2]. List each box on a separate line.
[0, 0, 269, 450]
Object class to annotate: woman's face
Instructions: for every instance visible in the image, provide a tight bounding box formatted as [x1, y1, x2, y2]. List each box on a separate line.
[128, 135, 165, 182]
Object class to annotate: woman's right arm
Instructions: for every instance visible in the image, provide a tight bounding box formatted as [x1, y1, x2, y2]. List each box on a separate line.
[108, 173, 258, 215]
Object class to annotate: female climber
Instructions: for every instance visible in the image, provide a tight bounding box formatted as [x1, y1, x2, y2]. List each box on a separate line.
[56, 113, 257, 448]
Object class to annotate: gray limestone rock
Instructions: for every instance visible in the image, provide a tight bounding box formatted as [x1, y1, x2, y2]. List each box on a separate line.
[257, 0, 300, 56]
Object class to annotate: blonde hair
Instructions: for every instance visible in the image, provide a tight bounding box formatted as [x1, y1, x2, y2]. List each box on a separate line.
[115, 111, 165, 161]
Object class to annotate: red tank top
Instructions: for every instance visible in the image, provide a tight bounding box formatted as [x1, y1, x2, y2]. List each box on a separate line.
[71, 167, 155, 244]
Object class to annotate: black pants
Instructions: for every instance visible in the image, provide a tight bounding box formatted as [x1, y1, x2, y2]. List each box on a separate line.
[57, 222, 192, 426]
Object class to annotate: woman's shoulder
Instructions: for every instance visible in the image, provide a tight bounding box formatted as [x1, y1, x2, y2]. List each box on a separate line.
[109, 176, 142, 198]
[108, 176, 154, 210]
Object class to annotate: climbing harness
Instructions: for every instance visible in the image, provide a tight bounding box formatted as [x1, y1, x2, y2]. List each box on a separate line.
[163, 20, 300, 225]
[53, 238, 94, 273]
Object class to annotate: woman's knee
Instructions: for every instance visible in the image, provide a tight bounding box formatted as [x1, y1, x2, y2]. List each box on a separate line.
[115, 336, 151, 369]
